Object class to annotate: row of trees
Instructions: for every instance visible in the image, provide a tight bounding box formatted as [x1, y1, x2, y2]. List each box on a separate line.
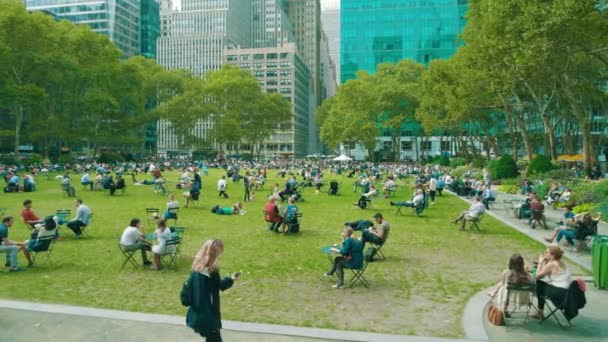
[0, 2, 290, 160]
[318, 0, 608, 174]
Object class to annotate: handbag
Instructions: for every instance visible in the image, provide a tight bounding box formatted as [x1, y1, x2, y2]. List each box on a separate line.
[487, 302, 505, 326]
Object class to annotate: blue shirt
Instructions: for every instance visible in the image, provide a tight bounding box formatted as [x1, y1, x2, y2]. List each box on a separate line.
[0, 223, 8, 242]
[9, 175, 19, 184]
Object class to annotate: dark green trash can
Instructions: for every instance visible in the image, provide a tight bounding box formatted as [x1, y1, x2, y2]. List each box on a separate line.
[593, 235, 608, 289]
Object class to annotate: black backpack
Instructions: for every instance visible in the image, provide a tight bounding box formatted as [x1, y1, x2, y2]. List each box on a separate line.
[180, 272, 195, 306]
[358, 197, 367, 209]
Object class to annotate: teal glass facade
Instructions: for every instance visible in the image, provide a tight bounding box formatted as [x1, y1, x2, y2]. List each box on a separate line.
[340, 0, 468, 83]
[140, 0, 160, 59]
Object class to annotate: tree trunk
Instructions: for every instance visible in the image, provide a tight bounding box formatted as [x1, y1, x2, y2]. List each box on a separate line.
[13, 105, 23, 157]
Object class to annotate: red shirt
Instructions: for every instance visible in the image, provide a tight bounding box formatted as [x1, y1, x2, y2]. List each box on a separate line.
[21, 208, 40, 223]
[530, 200, 544, 212]
[264, 202, 282, 223]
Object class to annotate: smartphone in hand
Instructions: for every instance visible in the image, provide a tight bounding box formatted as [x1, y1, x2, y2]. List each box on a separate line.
[233, 271, 242, 279]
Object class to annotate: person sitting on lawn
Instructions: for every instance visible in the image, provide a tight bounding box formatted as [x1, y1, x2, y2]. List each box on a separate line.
[263, 196, 282, 232]
[25, 215, 58, 254]
[354, 185, 377, 208]
[184, 181, 200, 208]
[390, 188, 424, 208]
[150, 219, 174, 270]
[21, 199, 44, 230]
[0, 216, 29, 271]
[113, 175, 126, 195]
[211, 202, 244, 215]
[324, 227, 363, 289]
[81, 172, 94, 191]
[66, 199, 92, 239]
[119, 218, 152, 266]
[281, 196, 299, 233]
[531, 246, 572, 320]
[163, 193, 180, 220]
[488, 254, 533, 315]
[450, 196, 485, 230]
[360, 213, 390, 246]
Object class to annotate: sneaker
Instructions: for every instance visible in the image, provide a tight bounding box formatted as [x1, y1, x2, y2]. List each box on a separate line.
[389, 201, 395, 206]
[332, 284, 344, 289]
[324, 272, 333, 277]
[9, 267, 25, 272]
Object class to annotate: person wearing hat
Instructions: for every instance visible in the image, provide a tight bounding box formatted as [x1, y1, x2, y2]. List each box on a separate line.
[360, 213, 390, 246]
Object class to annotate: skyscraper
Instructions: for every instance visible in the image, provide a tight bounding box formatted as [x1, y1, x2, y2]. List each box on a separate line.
[26, 0, 142, 57]
[157, 0, 251, 77]
[141, 0, 160, 59]
[320, 8, 339, 83]
[251, 0, 295, 48]
[156, 0, 252, 155]
[287, 0, 321, 104]
[224, 43, 312, 158]
[340, 0, 468, 83]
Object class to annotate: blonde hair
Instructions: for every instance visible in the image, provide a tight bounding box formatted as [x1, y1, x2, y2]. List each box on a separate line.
[548, 245, 564, 261]
[192, 239, 224, 272]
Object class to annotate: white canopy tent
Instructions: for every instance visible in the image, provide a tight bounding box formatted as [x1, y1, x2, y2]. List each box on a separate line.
[332, 154, 352, 161]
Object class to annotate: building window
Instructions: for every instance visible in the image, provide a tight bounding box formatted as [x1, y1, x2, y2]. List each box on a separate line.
[267, 71, 278, 77]
[253, 53, 264, 60]
[401, 141, 412, 151]
[227, 55, 238, 61]
[421, 141, 432, 151]
[267, 53, 277, 59]
[440, 141, 451, 151]
[240, 55, 250, 60]
[383, 141, 392, 151]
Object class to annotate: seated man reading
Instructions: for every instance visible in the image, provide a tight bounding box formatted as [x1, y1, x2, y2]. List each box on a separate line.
[451, 197, 485, 231]
[359, 213, 390, 246]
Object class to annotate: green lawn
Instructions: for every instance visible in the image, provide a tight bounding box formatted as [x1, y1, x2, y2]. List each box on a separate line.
[0, 169, 582, 337]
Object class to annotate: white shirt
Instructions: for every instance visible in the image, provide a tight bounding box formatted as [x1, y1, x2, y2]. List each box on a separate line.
[468, 202, 486, 218]
[218, 178, 226, 191]
[412, 194, 425, 206]
[154, 228, 172, 249]
[429, 178, 437, 191]
[120, 226, 142, 246]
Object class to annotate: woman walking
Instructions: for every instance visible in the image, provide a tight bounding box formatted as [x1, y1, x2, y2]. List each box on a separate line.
[186, 239, 240, 341]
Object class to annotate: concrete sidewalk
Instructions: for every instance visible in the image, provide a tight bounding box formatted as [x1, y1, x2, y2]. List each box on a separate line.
[489, 190, 608, 271]
[0, 300, 473, 342]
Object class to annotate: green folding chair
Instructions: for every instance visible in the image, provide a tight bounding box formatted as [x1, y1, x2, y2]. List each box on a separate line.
[467, 213, 484, 232]
[30, 235, 57, 266]
[348, 260, 370, 288]
[118, 238, 139, 270]
[145, 208, 160, 225]
[160, 233, 182, 269]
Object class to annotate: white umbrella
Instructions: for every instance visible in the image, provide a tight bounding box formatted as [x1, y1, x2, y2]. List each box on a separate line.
[332, 154, 352, 161]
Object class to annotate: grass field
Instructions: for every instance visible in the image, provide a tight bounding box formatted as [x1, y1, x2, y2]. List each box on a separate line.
[0, 169, 586, 337]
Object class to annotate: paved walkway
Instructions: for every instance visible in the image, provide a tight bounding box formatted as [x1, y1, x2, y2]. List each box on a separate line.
[453, 190, 608, 342]
[485, 190, 608, 271]
[0, 300, 472, 342]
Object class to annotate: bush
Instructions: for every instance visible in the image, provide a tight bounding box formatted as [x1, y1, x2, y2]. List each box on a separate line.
[450, 157, 466, 168]
[471, 156, 486, 169]
[98, 152, 125, 163]
[487, 159, 499, 180]
[516, 158, 529, 174]
[57, 154, 74, 164]
[21, 153, 43, 165]
[496, 155, 519, 179]
[543, 169, 573, 180]
[571, 180, 608, 205]
[439, 155, 450, 167]
[527, 154, 554, 176]
[0, 154, 18, 166]
[498, 184, 520, 194]
[573, 202, 597, 214]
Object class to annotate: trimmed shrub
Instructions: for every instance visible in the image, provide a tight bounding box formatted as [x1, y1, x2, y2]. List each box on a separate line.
[472, 156, 486, 169]
[496, 155, 519, 179]
[543, 169, 573, 180]
[527, 154, 554, 176]
[57, 154, 74, 164]
[450, 157, 466, 168]
[98, 152, 125, 163]
[487, 159, 499, 180]
[573, 203, 597, 214]
[439, 155, 450, 167]
[534, 182, 550, 199]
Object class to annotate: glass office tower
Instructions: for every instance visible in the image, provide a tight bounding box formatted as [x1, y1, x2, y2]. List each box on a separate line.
[340, 0, 468, 83]
[26, 0, 141, 57]
[141, 0, 160, 59]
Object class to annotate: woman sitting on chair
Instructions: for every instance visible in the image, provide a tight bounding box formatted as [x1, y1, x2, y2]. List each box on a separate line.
[531, 246, 571, 319]
[323, 227, 363, 289]
[488, 254, 533, 316]
[150, 219, 174, 270]
[163, 194, 180, 220]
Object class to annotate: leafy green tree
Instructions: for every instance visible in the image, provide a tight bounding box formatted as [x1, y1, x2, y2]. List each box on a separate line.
[496, 155, 519, 179]
[242, 92, 291, 160]
[527, 154, 555, 176]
